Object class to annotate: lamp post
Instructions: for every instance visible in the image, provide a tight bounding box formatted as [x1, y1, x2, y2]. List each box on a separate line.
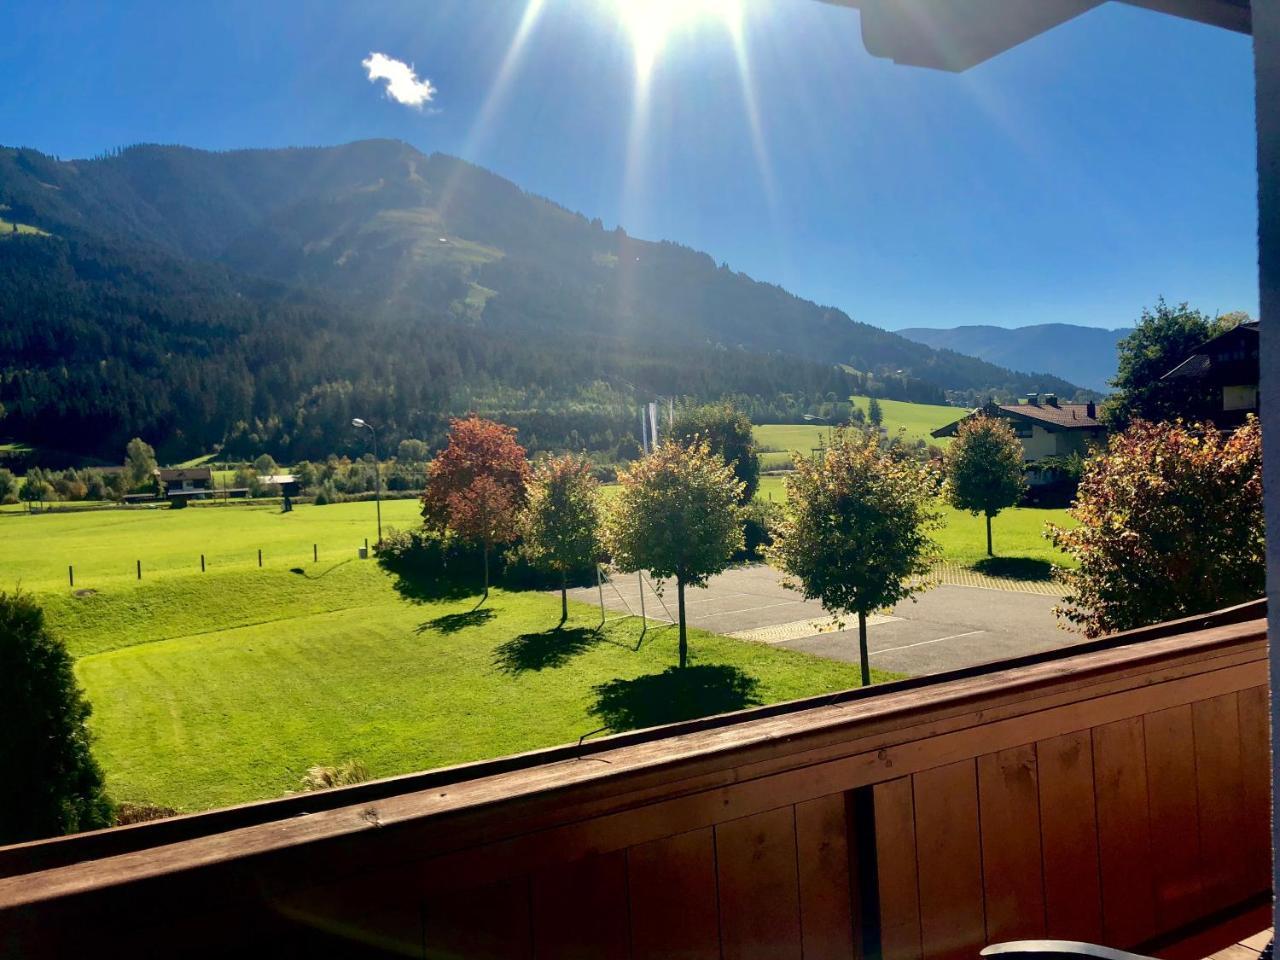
[352, 418, 382, 545]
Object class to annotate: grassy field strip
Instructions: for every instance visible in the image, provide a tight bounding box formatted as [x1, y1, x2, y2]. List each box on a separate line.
[755, 398, 964, 468]
[76, 589, 883, 811]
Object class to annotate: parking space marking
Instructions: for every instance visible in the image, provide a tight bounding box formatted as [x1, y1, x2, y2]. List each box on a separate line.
[731, 613, 900, 644]
[871, 630, 984, 657]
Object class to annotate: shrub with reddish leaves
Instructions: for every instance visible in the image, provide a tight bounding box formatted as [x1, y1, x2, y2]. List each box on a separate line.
[1049, 417, 1263, 637]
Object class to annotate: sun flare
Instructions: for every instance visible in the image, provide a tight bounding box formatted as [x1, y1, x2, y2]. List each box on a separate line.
[610, 0, 743, 82]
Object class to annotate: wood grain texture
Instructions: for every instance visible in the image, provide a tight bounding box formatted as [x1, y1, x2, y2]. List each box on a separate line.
[1093, 716, 1155, 948]
[1143, 704, 1203, 929]
[978, 743, 1046, 943]
[1194, 692, 1248, 912]
[530, 851, 630, 960]
[715, 806, 803, 960]
[1036, 730, 1102, 943]
[913, 761, 985, 960]
[1236, 684, 1272, 894]
[874, 777, 922, 960]
[628, 828, 721, 960]
[795, 793, 856, 960]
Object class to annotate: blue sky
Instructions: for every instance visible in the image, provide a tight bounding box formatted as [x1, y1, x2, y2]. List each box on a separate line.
[0, 0, 1259, 330]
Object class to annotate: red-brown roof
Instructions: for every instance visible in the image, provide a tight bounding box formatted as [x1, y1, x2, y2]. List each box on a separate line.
[932, 400, 1103, 437]
[157, 467, 212, 483]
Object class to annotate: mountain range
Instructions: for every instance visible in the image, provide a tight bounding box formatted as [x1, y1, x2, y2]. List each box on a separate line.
[0, 139, 1086, 463]
[897, 324, 1129, 393]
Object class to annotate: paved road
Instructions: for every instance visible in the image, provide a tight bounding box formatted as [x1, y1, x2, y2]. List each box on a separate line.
[569, 564, 1080, 677]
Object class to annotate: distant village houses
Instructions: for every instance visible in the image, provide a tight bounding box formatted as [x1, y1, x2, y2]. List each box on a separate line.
[157, 467, 213, 501]
[933, 394, 1106, 485]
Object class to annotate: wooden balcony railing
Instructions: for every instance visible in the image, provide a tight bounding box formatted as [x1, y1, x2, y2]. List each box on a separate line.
[0, 600, 1269, 959]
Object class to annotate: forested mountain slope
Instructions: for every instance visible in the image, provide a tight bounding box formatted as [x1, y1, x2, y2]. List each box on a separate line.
[0, 141, 1084, 462]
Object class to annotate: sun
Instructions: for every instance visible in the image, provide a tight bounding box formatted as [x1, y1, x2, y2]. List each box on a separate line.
[610, 0, 743, 83]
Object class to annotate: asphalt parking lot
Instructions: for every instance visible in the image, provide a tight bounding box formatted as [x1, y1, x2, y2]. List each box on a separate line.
[568, 563, 1079, 676]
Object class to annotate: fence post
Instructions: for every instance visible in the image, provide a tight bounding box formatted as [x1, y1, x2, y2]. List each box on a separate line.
[258, 548, 263, 568]
[137, 560, 141, 580]
[313, 543, 318, 562]
[201, 554, 206, 573]
[69, 565, 74, 588]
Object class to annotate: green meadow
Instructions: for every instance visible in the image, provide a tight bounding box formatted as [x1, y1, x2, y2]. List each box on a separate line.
[2, 500, 881, 812]
[755, 396, 963, 468]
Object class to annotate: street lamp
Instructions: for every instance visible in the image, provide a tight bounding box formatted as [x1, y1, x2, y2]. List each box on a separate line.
[352, 418, 382, 545]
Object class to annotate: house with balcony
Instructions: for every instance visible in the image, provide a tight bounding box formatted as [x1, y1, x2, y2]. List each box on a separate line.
[1163, 320, 1260, 427]
[157, 467, 213, 501]
[932, 395, 1107, 484]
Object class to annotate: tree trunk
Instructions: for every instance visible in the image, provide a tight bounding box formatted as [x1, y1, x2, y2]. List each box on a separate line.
[858, 609, 871, 687]
[559, 572, 568, 627]
[986, 512, 994, 557]
[482, 543, 490, 603]
[677, 578, 688, 669]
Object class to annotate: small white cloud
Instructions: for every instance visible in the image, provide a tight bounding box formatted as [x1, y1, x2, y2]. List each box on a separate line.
[362, 52, 437, 109]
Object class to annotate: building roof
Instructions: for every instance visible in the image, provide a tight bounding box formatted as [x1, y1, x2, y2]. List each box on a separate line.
[157, 467, 212, 483]
[260, 474, 298, 485]
[932, 399, 1103, 438]
[1162, 320, 1259, 384]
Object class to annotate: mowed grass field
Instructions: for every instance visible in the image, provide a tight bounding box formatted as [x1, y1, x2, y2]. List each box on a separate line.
[755, 396, 963, 468]
[2, 501, 881, 812]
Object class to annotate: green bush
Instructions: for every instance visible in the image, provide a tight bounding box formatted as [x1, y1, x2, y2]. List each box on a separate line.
[737, 499, 780, 562]
[0, 589, 113, 844]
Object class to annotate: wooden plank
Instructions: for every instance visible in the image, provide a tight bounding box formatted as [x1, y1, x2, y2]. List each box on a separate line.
[530, 851, 629, 960]
[1036, 730, 1102, 943]
[913, 760, 985, 960]
[794, 794, 856, 960]
[874, 777, 922, 960]
[1143, 704, 1203, 929]
[1236, 684, 1271, 896]
[1093, 716, 1155, 948]
[1194, 692, 1248, 912]
[715, 806, 803, 960]
[977, 743, 1045, 943]
[423, 875, 531, 960]
[627, 828, 720, 960]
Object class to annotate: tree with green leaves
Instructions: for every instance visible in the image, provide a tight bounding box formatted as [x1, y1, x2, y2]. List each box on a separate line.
[942, 414, 1028, 557]
[604, 440, 745, 668]
[1104, 298, 1216, 427]
[124, 437, 157, 491]
[669, 401, 761, 502]
[1049, 417, 1263, 637]
[768, 429, 940, 686]
[20, 469, 51, 504]
[0, 589, 113, 844]
[867, 397, 883, 428]
[520, 453, 603, 624]
[0, 467, 16, 503]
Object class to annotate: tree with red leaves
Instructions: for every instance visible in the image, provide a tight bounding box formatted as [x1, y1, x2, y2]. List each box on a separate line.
[1049, 417, 1263, 637]
[422, 417, 531, 601]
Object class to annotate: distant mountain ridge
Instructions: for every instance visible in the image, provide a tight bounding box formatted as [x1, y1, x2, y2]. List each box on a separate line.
[0, 140, 1088, 460]
[896, 323, 1129, 392]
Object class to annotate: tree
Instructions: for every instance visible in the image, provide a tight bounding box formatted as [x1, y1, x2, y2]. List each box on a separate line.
[124, 437, 157, 491]
[942, 414, 1028, 556]
[1049, 418, 1263, 638]
[604, 441, 745, 668]
[670, 402, 761, 502]
[768, 429, 940, 686]
[1105, 298, 1216, 427]
[20, 469, 51, 504]
[867, 397, 883, 428]
[422, 417, 531, 600]
[520, 454, 603, 624]
[0, 589, 113, 844]
[253, 453, 278, 475]
[397, 438, 430, 463]
[0, 467, 15, 503]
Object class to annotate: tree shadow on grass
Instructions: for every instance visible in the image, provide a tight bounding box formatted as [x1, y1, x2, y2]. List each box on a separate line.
[418, 608, 495, 635]
[493, 627, 603, 675]
[973, 557, 1058, 582]
[590, 665, 762, 733]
